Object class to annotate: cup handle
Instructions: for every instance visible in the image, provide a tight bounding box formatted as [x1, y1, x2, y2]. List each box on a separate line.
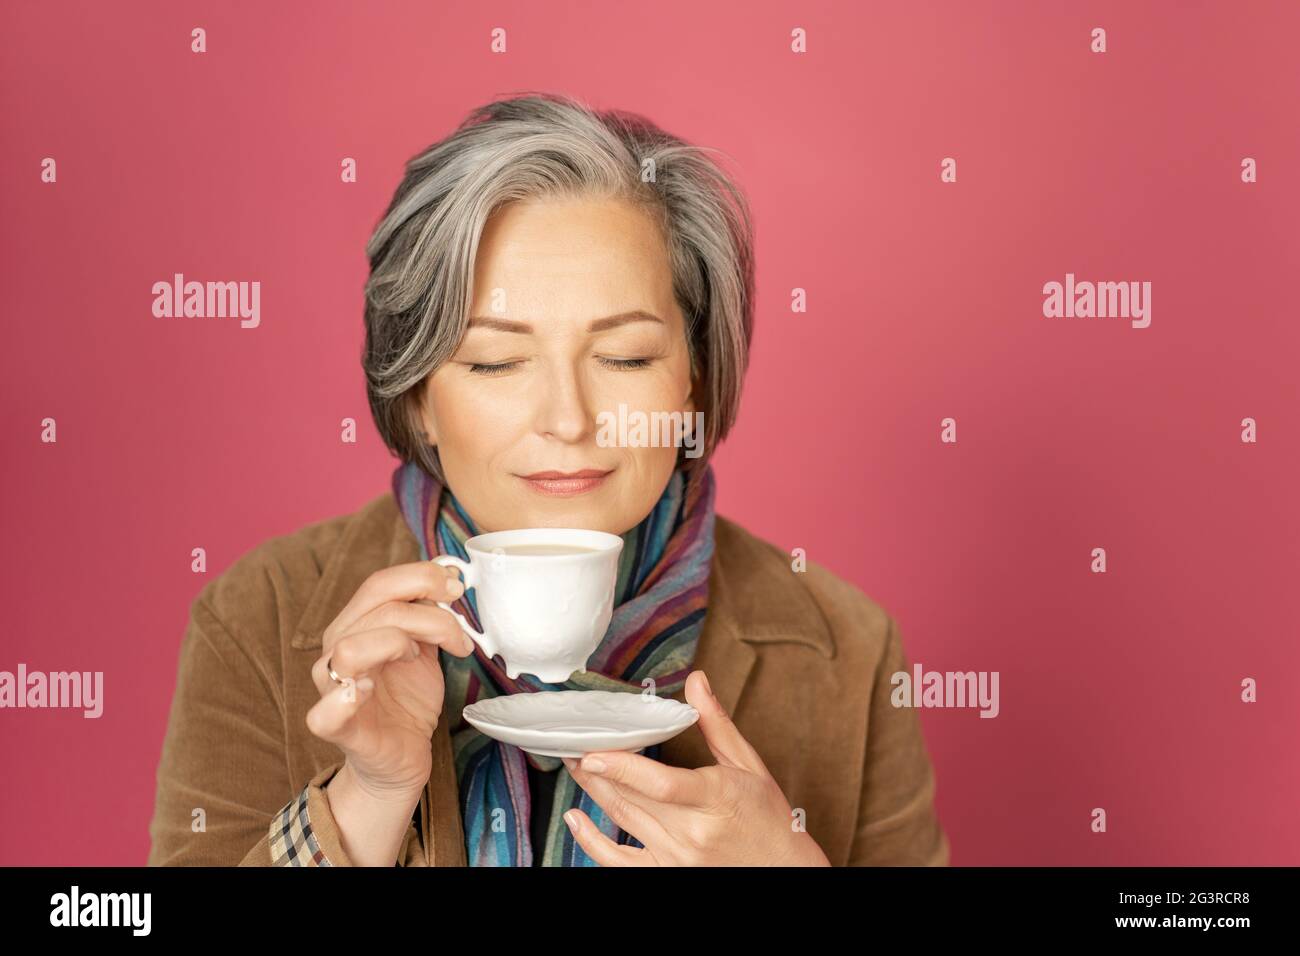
[432, 556, 497, 660]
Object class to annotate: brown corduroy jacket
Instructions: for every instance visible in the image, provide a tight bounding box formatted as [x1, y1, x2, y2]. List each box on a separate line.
[146, 490, 950, 866]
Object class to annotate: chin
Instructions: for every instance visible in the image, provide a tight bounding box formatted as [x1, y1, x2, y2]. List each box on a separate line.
[516, 504, 628, 535]
[495, 474, 617, 527]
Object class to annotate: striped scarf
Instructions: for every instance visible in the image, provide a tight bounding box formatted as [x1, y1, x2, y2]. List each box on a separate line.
[392, 461, 717, 866]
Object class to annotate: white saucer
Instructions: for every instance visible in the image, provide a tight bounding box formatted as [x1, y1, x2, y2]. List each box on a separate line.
[462, 690, 700, 758]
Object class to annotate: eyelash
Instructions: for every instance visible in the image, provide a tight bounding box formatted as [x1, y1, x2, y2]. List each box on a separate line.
[467, 357, 652, 376]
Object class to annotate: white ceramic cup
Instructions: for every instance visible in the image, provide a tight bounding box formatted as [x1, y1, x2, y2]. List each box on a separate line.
[433, 527, 624, 682]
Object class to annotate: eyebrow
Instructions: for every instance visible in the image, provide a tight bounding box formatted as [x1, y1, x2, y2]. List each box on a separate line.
[465, 310, 664, 334]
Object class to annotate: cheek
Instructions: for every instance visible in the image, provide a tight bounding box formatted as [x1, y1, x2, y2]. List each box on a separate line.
[617, 430, 681, 487]
[590, 362, 691, 480]
[593, 362, 692, 411]
[430, 380, 527, 456]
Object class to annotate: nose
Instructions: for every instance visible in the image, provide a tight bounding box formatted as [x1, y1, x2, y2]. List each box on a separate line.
[533, 360, 592, 444]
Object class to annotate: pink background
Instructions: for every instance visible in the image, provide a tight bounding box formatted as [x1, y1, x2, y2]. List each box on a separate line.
[2, 0, 1297, 865]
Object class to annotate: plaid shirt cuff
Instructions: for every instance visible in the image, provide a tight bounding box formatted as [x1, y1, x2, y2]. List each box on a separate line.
[267, 762, 425, 866]
[269, 763, 347, 866]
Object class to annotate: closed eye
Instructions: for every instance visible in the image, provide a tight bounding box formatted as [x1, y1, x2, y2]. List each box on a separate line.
[596, 357, 652, 370]
[467, 361, 521, 376]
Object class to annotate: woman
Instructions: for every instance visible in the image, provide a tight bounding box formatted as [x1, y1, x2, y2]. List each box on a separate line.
[146, 92, 950, 867]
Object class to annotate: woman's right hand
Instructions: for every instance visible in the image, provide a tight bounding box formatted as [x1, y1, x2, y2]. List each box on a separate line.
[307, 561, 477, 802]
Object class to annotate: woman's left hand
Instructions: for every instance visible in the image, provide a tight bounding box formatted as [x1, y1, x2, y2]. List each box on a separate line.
[560, 670, 832, 866]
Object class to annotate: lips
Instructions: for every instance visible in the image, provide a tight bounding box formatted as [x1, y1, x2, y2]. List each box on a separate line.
[517, 468, 613, 497]
[520, 469, 611, 480]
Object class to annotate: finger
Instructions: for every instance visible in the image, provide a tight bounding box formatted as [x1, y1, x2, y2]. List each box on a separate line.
[305, 675, 376, 748]
[564, 758, 680, 825]
[564, 760, 674, 849]
[312, 627, 420, 697]
[562, 810, 648, 867]
[685, 670, 770, 775]
[343, 600, 476, 658]
[570, 751, 712, 809]
[327, 562, 466, 640]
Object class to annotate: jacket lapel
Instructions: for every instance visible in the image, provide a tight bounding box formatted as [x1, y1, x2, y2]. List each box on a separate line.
[290, 493, 833, 866]
[656, 515, 835, 768]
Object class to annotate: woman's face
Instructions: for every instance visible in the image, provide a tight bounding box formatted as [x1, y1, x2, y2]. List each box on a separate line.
[417, 195, 696, 535]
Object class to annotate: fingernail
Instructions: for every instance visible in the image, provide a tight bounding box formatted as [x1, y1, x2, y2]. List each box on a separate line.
[563, 810, 579, 833]
[448, 579, 465, 598]
[699, 672, 713, 698]
[582, 755, 607, 774]
[561, 757, 577, 772]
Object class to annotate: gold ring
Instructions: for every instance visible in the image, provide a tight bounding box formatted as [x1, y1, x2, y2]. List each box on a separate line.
[326, 655, 345, 684]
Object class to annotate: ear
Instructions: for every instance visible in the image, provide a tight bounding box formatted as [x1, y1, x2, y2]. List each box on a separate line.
[413, 384, 438, 446]
[683, 375, 698, 416]
[682, 378, 701, 435]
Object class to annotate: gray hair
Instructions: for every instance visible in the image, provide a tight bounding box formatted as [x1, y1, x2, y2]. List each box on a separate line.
[362, 91, 754, 489]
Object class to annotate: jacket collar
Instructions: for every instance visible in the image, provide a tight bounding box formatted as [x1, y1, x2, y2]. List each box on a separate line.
[292, 491, 836, 866]
[292, 493, 418, 652]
